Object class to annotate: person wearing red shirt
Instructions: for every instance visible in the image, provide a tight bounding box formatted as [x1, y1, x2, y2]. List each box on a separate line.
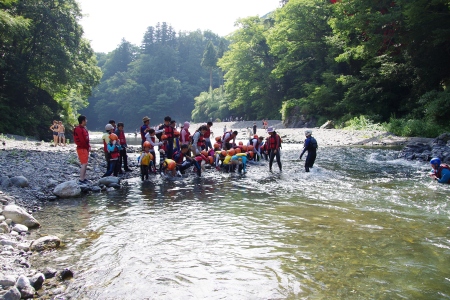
[204, 121, 213, 150]
[73, 115, 90, 184]
[266, 127, 282, 172]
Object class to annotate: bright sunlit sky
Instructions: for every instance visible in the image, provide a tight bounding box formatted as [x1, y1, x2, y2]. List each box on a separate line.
[77, 0, 282, 53]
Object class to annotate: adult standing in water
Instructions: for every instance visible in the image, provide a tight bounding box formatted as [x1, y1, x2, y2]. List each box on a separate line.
[140, 116, 150, 148]
[73, 115, 90, 184]
[299, 130, 318, 172]
[266, 127, 282, 172]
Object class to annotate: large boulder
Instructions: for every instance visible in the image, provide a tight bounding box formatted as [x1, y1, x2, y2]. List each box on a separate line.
[98, 177, 120, 187]
[2, 205, 40, 228]
[30, 235, 61, 251]
[53, 180, 81, 198]
[9, 176, 29, 188]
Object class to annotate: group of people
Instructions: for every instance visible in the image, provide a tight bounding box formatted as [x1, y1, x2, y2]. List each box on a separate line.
[49, 120, 66, 147]
[71, 114, 449, 185]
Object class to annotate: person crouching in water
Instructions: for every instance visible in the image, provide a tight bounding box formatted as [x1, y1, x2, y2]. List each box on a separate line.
[173, 144, 201, 176]
[139, 141, 154, 181]
[299, 130, 318, 172]
[429, 157, 450, 184]
[102, 133, 122, 177]
[161, 158, 177, 177]
[231, 154, 248, 174]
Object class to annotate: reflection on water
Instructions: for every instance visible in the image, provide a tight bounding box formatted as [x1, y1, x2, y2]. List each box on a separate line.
[30, 145, 450, 299]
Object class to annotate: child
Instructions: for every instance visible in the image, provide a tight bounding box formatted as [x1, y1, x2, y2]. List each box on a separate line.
[102, 124, 115, 171]
[231, 153, 248, 174]
[145, 128, 162, 169]
[102, 133, 122, 177]
[173, 144, 201, 176]
[139, 141, 154, 180]
[161, 159, 177, 177]
[115, 122, 132, 172]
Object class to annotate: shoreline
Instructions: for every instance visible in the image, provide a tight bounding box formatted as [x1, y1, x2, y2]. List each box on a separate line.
[0, 123, 429, 298]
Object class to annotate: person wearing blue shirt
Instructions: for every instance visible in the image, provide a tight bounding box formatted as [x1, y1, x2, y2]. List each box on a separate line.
[299, 130, 318, 172]
[429, 157, 450, 184]
[231, 155, 247, 174]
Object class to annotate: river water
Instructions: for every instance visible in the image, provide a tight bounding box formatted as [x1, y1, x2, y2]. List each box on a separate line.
[30, 144, 450, 299]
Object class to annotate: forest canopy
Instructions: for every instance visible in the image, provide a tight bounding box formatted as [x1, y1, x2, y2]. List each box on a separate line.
[0, 0, 101, 138]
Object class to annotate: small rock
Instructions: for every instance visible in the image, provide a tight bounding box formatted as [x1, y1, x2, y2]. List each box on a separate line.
[43, 267, 57, 279]
[0, 221, 9, 233]
[15, 275, 35, 299]
[91, 186, 101, 193]
[17, 242, 30, 251]
[59, 268, 74, 281]
[12, 224, 28, 233]
[30, 236, 61, 251]
[1, 286, 21, 300]
[0, 275, 17, 287]
[108, 183, 120, 189]
[9, 176, 29, 188]
[98, 177, 120, 186]
[28, 273, 45, 290]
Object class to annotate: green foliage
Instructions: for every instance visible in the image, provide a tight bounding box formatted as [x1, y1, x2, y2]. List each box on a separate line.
[191, 87, 230, 122]
[385, 116, 447, 138]
[0, 0, 101, 138]
[343, 115, 385, 131]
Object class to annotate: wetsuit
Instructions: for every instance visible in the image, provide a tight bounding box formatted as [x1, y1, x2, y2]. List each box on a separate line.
[300, 136, 317, 172]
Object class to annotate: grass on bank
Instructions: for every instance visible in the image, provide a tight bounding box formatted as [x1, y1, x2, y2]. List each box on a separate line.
[342, 115, 449, 138]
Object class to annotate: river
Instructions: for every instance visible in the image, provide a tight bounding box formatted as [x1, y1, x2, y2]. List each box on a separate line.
[30, 144, 450, 299]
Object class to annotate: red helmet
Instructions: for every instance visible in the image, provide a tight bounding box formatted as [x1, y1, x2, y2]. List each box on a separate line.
[109, 133, 118, 141]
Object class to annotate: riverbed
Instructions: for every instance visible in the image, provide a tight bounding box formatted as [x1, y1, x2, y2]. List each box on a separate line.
[27, 144, 450, 299]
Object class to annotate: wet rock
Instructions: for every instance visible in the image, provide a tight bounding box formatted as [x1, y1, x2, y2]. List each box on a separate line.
[43, 267, 57, 279]
[91, 186, 101, 193]
[12, 224, 28, 233]
[0, 275, 17, 287]
[30, 236, 60, 251]
[29, 273, 45, 290]
[53, 180, 81, 198]
[59, 268, 74, 281]
[108, 183, 120, 189]
[9, 176, 29, 188]
[15, 275, 35, 299]
[1, 287, 21, 300]
[98, 177, 120, 186]
[2, 205, 40, 228]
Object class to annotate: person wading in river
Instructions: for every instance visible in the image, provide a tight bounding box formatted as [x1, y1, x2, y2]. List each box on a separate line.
[299, 130, 318, 172]
[266, 127, 282, 172]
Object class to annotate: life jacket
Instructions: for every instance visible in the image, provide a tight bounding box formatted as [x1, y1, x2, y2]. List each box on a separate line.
[223, 132, 234, 144]
[173, 150, 184, 164]
[163, 159, 176, 170]
[148, 136, 156, 150]
[181, 128, 191, 144]
[140, 152, 152, 166]
[203, 127, 211, 139]
[109, 144, 120, 159]
[116, 129, 126, 145]
[197, 133, 205, 147]
[267, 134, 281, 150]
[222, 130, 232, 141]
[436, 164, 450, 182]
[73, 125, 89, 150]
[250, 138, 260, 150]
[164, 125, 174, 139]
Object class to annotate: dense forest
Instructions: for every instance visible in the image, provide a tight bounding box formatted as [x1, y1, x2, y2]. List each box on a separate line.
[1, 0, 449, 138]
[81, 24, 227, 131]
[0, 0, 101, 138]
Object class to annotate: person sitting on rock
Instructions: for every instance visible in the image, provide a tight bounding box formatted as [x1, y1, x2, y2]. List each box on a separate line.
[429, 157, 450, 184]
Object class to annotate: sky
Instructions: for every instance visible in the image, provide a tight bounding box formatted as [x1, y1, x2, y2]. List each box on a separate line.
[77, 0, 282, 53]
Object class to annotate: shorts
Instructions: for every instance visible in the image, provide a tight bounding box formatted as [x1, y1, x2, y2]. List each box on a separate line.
[76, 148, 89, 165]
[58, 133, 65, 138]
[53, 132, 58, 136]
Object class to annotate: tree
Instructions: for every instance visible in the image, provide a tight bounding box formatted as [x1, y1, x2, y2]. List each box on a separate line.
[201, 41, 217, 90]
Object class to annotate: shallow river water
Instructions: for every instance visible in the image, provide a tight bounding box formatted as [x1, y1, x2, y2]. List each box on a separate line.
[30, 144, 450, 299]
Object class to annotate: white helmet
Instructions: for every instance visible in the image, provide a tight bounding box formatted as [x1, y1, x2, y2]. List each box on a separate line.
[305, 130, 312, 136]
[105, 124, 114, 131]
